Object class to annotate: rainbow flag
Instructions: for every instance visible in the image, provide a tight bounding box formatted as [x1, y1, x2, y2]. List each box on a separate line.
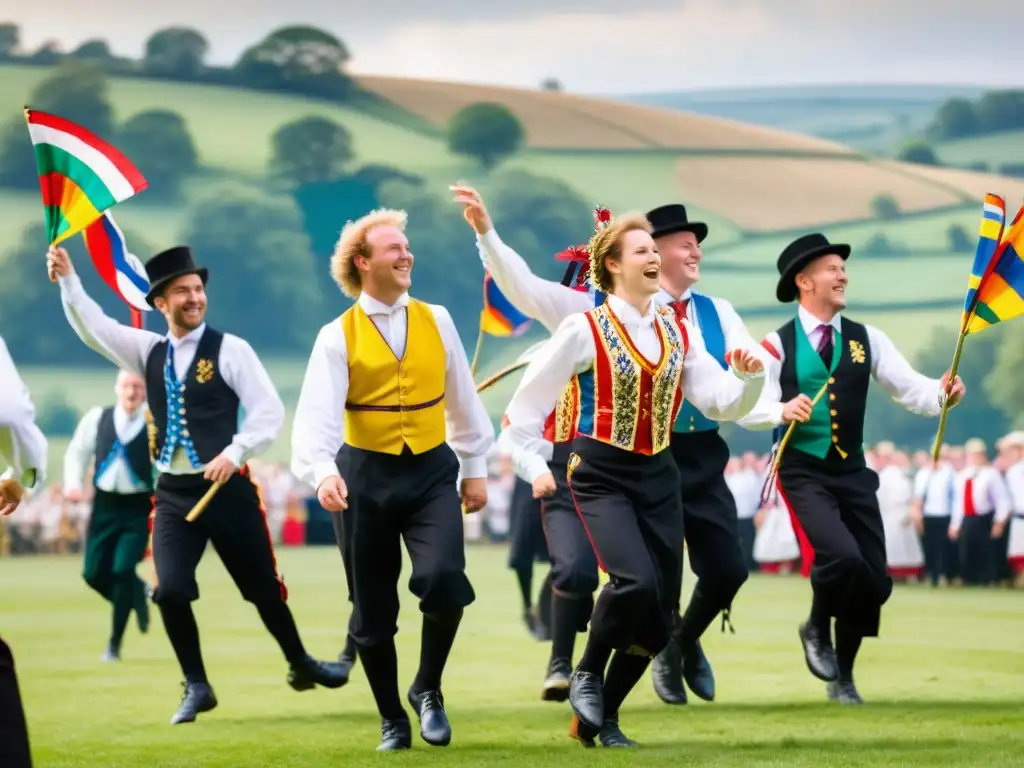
[964, 198, 1024, 335]
[24, 108, 147, 245]
[82, 211, 152, 318]
[961, 193, 1006, 327]
[480, 273, 531, 337]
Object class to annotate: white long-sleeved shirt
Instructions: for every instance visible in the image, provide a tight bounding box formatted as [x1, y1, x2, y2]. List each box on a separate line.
[739, 304, 952, 430]
[63, 405, 150, 494]
[912, 463, 956, 517]
[0, 335, 47, 490]
[1005, 460, 1024, 516]
[950, 464, 1012, 530]
[290, 291, 495, 492]
[57, 272, 284, 473]
[504, 293, 765, 483]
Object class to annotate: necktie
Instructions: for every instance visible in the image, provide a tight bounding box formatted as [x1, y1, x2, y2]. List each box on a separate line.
[963, 476, 976, 517]
[816, 323, 833, 367]
[670, 299, 689, 324]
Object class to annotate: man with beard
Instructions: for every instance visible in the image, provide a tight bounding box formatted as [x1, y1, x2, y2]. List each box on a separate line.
[64, 370, 154, 661]
[452, 186, 757, 706]
[47, 244, 348, 725]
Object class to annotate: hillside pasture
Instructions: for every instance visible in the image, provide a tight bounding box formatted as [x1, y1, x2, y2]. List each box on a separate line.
[873, 159, 1024, 205]
[933, 129, 1024, 169]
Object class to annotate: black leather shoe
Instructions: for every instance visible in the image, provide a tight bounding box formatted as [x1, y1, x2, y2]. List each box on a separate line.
[651, 640, 687, 704]
[681, 639, 715, 701]
[171, 681, 217, 725]
[568, 669, 604, 731]
[377, 717, 412, 751]
[827, 680, 864, 704]
[798, 622, 838, 682]
[407, 688, 451, 746]
[287, 655, 350, 690]
[599, 714, 637, 747]
[335, 650, 356, 681]
[542, 657, 572, 701]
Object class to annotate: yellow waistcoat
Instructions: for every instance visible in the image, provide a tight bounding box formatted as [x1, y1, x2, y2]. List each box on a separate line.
[341, 299, 447, 455]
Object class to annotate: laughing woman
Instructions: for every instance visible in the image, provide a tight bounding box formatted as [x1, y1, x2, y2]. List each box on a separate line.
[501, 212, 765, 747]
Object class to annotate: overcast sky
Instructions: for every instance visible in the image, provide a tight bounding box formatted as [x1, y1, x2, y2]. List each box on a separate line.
[10, 0, 1022, 93]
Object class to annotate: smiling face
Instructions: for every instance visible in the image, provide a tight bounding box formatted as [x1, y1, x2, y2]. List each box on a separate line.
[795, 253, 847, 313]
[154, 273, 207, 332]
[606, 228, 661, 297]
[358, 223, 413, 298]
[655, 229, 701, 290]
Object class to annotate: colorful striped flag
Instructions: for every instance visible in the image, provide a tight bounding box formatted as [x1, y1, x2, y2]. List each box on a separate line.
[962, 193, 1006, 329]
[24, 107, 148, 245]
[480, 273, 531, 337]
[82, 211, 151, 327]
[963, 198, 1024, 335]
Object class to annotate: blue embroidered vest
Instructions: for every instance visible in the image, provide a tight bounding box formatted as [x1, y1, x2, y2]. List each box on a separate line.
[94, 406, 153, 491]
[673, 291, 727, 434]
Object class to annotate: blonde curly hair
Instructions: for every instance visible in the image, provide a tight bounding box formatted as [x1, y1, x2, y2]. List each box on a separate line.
[588, 212, 653, 293]
[330, 208, 409, 298]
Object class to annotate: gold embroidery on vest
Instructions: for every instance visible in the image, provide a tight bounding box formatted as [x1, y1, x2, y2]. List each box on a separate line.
[195, 359, 214, 384]
[848, 339, 866, 364]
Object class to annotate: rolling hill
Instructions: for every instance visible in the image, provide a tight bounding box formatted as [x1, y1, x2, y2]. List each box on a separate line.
[0, 63, 1015, 467]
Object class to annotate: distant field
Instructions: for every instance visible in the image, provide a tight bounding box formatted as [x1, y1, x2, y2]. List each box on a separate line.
[872, 159, 1024, 203]
[934, 130, 1024, 169]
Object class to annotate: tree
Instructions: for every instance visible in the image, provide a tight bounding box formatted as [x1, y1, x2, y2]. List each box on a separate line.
[143, 27, 209, 79]
[947, 224, 972, 253]
[541, 78, 563, 92]
[897, 141, 939, 166]
[870, 194, 900, 220]
[117, 109, 199, 199]
[0, 221, 155, 364]
[70, 39, 111, 60]
[269, 116, 353, 186]
[447, 102, 526, 170]
[930, 98, 978, 140]
[235, 26, 352, 98]
[974, 90, 1024, 134]
[984, 328, 1024, 427]
[181, 181, 324, 351]
[0, 22, 20, 57]
[0, 62, 115, 190]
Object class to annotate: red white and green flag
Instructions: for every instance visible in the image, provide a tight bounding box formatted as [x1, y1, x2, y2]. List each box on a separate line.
[23, 107, 148, 245]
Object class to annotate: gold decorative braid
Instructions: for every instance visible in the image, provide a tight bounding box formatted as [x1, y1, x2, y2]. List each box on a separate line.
[144, 407, 157, 461]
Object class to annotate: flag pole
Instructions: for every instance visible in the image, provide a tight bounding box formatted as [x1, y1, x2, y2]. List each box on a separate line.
[930, 326, 968, 463]
[130, 307, 143, 329]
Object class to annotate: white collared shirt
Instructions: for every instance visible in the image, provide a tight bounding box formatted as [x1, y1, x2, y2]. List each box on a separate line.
[57, 272, 284, 474]
[63, 404, 150, 494]
[0, 335, 47, 490]
[950, 464, 1012, 529]
[504, 293, 765, 483]
[289, 291, 495, 491]
[739, 304, 951, 429]
[1005, 460, 1024, 516]
[913, 463, 956, 517]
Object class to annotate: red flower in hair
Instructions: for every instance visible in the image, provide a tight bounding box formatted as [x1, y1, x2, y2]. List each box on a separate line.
[594, 207, 611, 226]
[556, 244, 590, 262]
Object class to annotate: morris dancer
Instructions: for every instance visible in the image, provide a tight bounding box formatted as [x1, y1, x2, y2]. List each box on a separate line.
[0, 335, 47, 768]
[741, 233, 965, 703]
[502, 212, 764, 746]
[63, 370, 153, 661]
[454, 185, 757, 705]
[290, 208, 493, 752]
[48, 245, 348, 725]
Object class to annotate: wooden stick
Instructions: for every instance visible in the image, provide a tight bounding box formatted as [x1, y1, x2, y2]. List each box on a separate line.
[185, 480, 224, 522]
[469, 328, 484, 378]
[476, 361, 529, 393]
[758, 380, 830, 506]
[930, 328, 968, 463]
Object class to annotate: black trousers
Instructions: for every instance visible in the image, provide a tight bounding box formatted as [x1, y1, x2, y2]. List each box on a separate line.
[150, 470, 286, 606]
[777, 450, 892, 637]
[738, 517, 757, 572]
[670, 431, 749, 616]
[543, 444, 600, 602]
[922, 515, 956, 585]
[338, 443, 474, 647]
[508, 477, 549, 570]
[993, 520, 1011, 582]
[567, 437, 683, 656]
[959, 514, 995, 585]
[0, 638, 31, 767]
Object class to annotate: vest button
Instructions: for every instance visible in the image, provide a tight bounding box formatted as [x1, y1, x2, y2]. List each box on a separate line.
[829, 393, 836, 401]
[830, 409, 837, 416]
[828, 377, 835, 384]
[831, 422, 838, 429]
[832, 436, 839, 443]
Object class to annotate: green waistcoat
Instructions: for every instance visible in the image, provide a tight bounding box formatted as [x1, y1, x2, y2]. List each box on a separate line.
[788, 322, 843, 459]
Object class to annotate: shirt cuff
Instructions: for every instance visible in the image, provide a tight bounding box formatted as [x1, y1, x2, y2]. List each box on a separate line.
[523, 454, 552, 485]
[477, 229, 502, 251]
[766, 401, 785, 426]
[58, 272, 82, 294]
[459, 454, 489, 480]
[313, 461, 341, 490]
[219, 444, 244, 468]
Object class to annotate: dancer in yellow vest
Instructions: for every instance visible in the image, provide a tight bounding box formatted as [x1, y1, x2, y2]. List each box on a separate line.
[502, 212, 765, 746]
[291, 209, 494, 752]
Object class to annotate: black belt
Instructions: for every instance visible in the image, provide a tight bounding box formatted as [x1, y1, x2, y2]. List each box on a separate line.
[345, 394, 443, 413]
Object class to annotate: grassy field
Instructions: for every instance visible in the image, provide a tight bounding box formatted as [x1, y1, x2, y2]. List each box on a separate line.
[0, 547, 1021, 766]
[934, 130, 1024, 169]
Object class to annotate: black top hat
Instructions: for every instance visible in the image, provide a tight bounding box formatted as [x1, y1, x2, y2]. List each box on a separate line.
[144, 246, 209, 307]
[775, 233, 851, 303]
[646, 203, 708, 243]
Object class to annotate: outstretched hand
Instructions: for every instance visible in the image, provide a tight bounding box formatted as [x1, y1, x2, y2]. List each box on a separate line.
[940, 370, 966, 407]
[728, 348, 764, 375]
[47, 246, 73, 283]
[450, 183, 493, 235]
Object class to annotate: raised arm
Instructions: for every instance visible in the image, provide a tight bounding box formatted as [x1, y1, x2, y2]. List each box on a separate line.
[219, 335, 285, 468]
[504, 315, 591, 484]
[680, 321, 765, 422]
[452, 184, 593, 333]
[435, 306, 496, 479]
[63, 406, 103, 494]
[866, 325, 956, 417]
[0, 337, 48, 491]
[51, 249, 161, 377]
[289, 322, 348, 492]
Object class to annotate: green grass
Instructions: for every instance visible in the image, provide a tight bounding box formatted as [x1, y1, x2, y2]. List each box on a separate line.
[934, 130, 1024, 169]
[1, 548, 1021, 766]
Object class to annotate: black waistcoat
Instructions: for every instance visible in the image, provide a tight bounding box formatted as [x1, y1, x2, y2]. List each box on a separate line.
[94, 406, 153, 490]
[144, 326, 240, 465]
[778, 316, 872, 467]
